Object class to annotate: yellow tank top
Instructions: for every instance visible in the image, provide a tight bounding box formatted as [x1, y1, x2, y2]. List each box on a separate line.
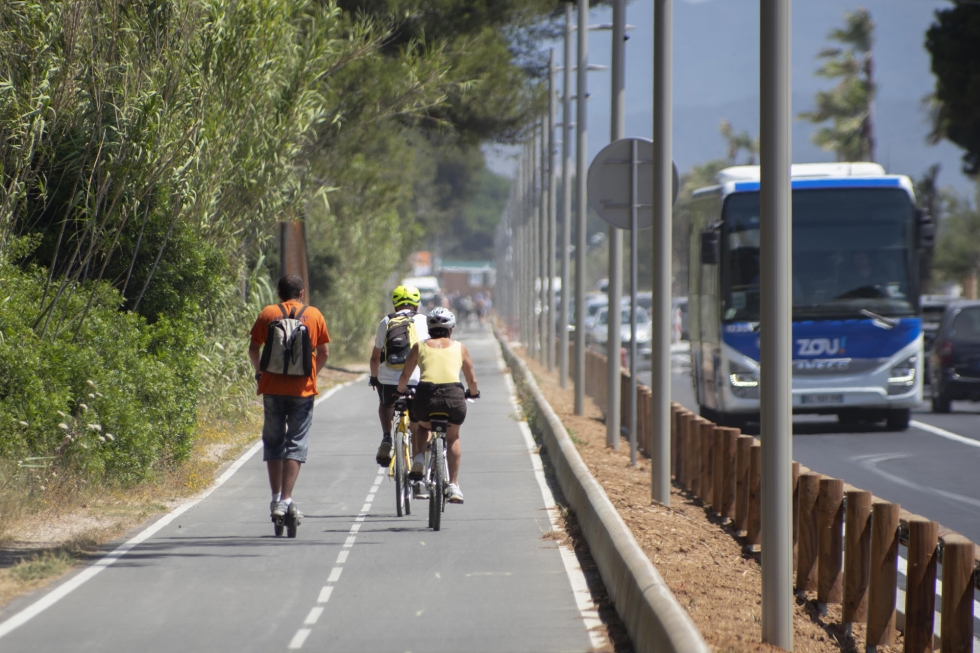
[418, 340, 463, 384]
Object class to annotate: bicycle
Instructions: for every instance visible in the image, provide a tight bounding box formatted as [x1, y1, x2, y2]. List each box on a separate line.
[424, 412, 451, 531]
[388, 392, 413, 517]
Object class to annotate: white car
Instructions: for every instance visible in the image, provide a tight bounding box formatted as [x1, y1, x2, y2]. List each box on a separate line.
[586, 306, 653, 368]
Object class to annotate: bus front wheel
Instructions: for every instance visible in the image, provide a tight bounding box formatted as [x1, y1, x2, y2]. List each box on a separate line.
[884, 408, 910, 431]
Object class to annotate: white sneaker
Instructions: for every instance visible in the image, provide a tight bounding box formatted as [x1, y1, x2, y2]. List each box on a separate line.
[413, 482, 428, 499]
[270, 500, 287, 517]
[447, 483, 464, 504]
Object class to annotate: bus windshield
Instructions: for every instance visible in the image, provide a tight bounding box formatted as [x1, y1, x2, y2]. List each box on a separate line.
[721, 187, 916, 322]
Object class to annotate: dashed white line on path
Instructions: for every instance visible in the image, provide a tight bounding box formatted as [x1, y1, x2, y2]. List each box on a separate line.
[497, 343, 608, 652]
[287, 466, 384, 650]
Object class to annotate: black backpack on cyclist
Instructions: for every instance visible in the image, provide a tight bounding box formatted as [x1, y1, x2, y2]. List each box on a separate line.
[259, 304, 312, 376]
[382, 311, 418, 369]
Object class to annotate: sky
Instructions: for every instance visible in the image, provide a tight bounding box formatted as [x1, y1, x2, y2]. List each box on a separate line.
[485, 0, 974, 194]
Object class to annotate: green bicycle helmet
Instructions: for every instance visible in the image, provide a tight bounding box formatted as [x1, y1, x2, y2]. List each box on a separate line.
[391, 285, 421, 308]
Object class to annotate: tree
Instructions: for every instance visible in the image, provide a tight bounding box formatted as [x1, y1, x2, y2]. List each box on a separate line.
[925, 2, 980, 177]
[800, 9, 876, 162]
[932, 181, 980, 297]
[720, 120, 758, 165]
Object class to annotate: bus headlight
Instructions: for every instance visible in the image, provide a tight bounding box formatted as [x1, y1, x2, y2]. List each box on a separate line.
[729, 361, 759, 398]
[887, 356, 916, 394]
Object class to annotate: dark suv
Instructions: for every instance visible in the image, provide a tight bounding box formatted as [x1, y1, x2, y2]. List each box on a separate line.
[929, 300, 980, 412]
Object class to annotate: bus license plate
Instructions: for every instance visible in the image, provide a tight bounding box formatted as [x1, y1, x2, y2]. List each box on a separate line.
[800, 393, 843, 405]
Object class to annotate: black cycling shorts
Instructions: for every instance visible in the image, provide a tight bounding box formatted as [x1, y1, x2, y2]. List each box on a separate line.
[413, 382, 467, 426]
[377, 384, 415, 421]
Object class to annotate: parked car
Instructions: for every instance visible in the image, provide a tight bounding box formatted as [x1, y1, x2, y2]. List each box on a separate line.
[929, 300, 980, 413]
[921, 294, 955, 381]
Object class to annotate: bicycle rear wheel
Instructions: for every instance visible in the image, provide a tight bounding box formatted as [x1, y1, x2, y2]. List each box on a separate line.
[432, 439, 446, 531]
[394, 431, 405, 517]
[403, 436, 412, 516]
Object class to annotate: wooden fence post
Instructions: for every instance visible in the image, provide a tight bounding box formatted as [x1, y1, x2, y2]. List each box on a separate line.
[735, 435, 753, 535]
[867, 501, 900, 649]
[700, 421, 714, 508]
[904, 517, 939, 653]
[796, 472, 821, 595]
[792, 461, 800, 569]
[670, 405, 681, 478]
[817, 478, 844, 613]
[843, 490, 872, 631]
[676, 411, 690, 486]
[747, 442, 761, 549]
[718, 427, 739, 522]
[940, 534, 976, 653]
[689, 418, 703, 498]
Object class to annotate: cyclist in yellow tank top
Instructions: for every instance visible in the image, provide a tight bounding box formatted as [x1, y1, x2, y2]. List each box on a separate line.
[396, 308, 478, 504]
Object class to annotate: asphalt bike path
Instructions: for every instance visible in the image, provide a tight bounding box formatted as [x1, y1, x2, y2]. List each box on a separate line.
[0, 326, 594, 652]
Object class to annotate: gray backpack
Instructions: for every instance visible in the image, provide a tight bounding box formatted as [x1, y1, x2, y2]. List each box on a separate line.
[259, 304, 312, 376]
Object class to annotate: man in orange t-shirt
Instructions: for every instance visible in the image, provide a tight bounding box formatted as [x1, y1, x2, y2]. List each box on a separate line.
[248, 274, 330, 525]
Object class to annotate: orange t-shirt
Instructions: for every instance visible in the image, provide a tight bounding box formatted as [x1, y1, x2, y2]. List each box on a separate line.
[250, 300, 330, 397]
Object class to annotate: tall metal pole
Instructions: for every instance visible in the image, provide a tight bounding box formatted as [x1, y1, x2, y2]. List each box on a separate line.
[760, 0, 793, 647]
[651, 0, 672, 504]
[605, 0, 626, 449]
[628, 139, 639, 466]
[531, 130, 540, 359]
[539, 116, 548, 365]
[547, 50, 558, 372]
[574, 0, 589, 416]
[559, 4, 574, 389]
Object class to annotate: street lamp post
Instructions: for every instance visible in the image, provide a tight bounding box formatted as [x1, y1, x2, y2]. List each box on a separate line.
[760, 0, 794, 647]
[652, 0, 673, 504]
[547, 50, 558, 372]
[606, 0, 626, 450]
[574, 0, 590, 416]
[560, 2, 574, 389]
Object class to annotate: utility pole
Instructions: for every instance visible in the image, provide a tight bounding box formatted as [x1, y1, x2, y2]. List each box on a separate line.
[539, 116, 549, 366]
[760, 0, 794, 648]
[652, 0, 672, 504]
[605, 0, 626, 449]
[560, 2, 574, 389]
[547, 50, 558, 372]
[574, 0, 589, 416]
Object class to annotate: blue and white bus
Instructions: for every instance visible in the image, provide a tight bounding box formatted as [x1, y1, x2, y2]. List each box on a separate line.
[688, 163, 934, 431]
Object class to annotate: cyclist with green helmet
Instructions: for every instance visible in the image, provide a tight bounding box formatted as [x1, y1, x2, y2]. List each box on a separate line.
[370, 285, 429, 466]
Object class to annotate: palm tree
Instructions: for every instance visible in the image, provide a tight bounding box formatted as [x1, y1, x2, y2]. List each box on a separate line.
[799, 9, 876, 162]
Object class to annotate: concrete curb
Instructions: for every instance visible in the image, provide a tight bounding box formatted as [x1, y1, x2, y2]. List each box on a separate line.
[498, 336, 709, 653]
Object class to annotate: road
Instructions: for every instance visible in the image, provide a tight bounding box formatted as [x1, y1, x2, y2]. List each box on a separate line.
[0, 328, 597, 653]
[640, 349, 980, 544]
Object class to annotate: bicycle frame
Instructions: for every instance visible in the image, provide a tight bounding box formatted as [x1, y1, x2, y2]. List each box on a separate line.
[389, 397, 413, 517]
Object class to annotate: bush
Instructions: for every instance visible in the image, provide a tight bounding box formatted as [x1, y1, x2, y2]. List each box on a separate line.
[0, 262, 200, 484]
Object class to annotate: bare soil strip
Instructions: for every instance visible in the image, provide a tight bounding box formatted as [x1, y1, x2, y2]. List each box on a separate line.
[517, 351, 903, 653]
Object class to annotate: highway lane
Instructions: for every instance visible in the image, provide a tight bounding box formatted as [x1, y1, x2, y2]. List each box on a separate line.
[639, 353, 980, 544]
[0, 328, 596, 653]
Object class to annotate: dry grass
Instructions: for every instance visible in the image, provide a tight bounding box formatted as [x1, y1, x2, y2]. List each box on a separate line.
[517, 352, 904, 653]
[0, 366, 362, 609]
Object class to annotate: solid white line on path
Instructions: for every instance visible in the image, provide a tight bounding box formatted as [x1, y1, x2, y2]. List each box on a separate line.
[911, 419, 980, 449]
[497, 343, 607, 651]
[0, 375, 365, 642]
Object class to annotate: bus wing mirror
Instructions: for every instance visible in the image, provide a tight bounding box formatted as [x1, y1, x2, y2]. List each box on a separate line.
[701, 230, 720, 265]
[916, 208, 935, 249]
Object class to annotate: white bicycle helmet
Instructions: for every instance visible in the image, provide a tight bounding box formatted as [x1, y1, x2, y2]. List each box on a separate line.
[427, 307, 457, 330]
